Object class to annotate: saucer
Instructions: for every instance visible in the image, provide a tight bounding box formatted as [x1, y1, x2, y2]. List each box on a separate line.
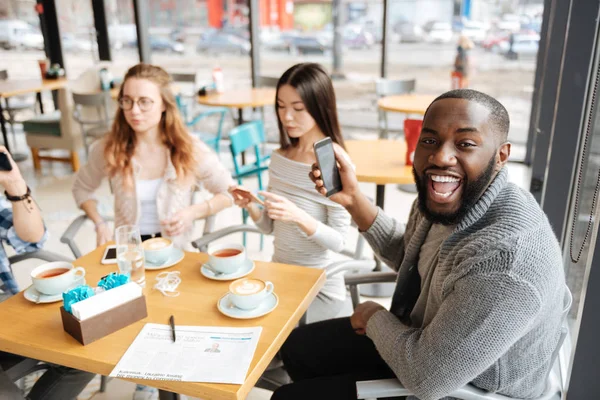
[217, 292, 278, 319]
[145, 248, 185, 270]
[23, 277, 86, 304]
[200, 259, 255, 281]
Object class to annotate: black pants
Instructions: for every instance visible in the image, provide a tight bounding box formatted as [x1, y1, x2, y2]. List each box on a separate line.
[0, 351, 95, 400]
[141, 232, 161, 242]
[271, 318, 398, 400]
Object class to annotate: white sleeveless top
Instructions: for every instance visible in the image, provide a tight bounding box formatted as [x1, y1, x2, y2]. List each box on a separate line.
[136, 178, 163, 235]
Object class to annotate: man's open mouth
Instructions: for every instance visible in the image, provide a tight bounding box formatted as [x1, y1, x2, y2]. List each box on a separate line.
[428, 174, 462, 204]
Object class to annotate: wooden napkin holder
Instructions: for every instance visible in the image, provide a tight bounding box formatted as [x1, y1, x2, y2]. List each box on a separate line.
[60, 295, 147, 345]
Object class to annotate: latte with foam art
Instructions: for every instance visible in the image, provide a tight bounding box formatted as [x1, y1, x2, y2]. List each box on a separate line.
[230, 278, 265, 296]
[142, 237, 171, 250]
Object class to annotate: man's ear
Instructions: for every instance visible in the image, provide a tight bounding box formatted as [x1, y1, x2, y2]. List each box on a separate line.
[496, 142, 511, 171]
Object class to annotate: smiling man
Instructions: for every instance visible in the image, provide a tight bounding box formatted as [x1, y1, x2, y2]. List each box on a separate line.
[271, 89, 567, 400]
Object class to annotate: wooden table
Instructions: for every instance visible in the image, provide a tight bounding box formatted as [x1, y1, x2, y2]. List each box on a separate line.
[0, 78, 67, 155]
[346, 139, 414, 209]
[377, 94, 436, 115]
[198, 88, 276, 126]
[0, 246, 325, 400]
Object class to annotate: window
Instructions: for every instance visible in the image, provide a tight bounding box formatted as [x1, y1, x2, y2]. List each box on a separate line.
[256, 0, 382, 143]
[388, 0, 543, 161]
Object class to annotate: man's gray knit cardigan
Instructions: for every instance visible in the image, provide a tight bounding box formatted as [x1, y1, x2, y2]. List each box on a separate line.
[363, 168, 566, 400]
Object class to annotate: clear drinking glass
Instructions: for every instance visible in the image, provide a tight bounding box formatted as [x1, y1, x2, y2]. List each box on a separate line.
[115, 225, 146, 287]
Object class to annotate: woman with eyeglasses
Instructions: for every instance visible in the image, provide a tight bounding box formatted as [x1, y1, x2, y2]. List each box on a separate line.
[73, 63, 234, 248]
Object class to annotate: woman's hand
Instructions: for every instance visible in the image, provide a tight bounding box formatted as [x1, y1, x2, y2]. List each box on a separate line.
[161, 206, 195, 237]
[228, 185, 252, 210]
[260, 191, 313, 230]
[95, 222, 113, 247]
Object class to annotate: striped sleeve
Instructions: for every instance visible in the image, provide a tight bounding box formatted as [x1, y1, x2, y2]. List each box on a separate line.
[307, 203, 350, 252]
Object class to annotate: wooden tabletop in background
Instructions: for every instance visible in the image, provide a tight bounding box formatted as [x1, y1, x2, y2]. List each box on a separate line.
[377, 94, 436, 114]
[346, 139, 414, 185]
[0, 78, 67, 98]
[197, 88, 276, 109]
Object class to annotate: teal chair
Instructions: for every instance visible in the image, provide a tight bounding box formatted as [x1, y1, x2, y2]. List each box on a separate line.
[229, 120, 271, 247]
[187, 108, 227, 153]
[175, 94, 227, 153]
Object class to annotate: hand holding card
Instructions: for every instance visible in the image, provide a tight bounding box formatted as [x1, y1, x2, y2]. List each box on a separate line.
[229, 186, 264, 206]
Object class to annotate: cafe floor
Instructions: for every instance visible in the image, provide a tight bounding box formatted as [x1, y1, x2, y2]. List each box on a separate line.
[4, 129, 530, 399]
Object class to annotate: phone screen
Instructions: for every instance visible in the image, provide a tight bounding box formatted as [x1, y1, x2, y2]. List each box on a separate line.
[103, 247, 117, 261]
[314, 138, 342, 197]
[0, 153, 13, 171]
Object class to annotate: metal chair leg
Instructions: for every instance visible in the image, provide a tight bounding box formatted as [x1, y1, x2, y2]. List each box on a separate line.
[100, 375, 108, 392]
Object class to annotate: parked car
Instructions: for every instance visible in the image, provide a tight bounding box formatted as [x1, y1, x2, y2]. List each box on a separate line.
[202, 26, 249, 41]
[498, 33, 540, 59]
[127, 36, 184, 53]
[287, 36, 330, 55]
[521, 20, 542, 34]
[344, 31, 374, 49]
[263, 31, 300, 51]
[423, 21, 454, 43]
[0, 20, 44, 50]
[169, 28, 185, 43]
[482, 31, 510, 51]
[150, 36, 184, 54]
[352, 18, 383, 43]
[61, 34, 95, 52]
[461, 21, 489, 44]
[496, 15, 522, 32]
[108, 23, 137, 50]
[196, 33, 250, 55]
[392, 19, 423, 43]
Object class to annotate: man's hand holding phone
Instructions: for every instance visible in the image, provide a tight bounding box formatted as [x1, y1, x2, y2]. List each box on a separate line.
[310, 146, 360, 209]
[310, 146, 379, 232]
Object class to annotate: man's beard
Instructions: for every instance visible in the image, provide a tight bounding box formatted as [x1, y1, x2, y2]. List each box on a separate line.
[412, 156, 496, 225]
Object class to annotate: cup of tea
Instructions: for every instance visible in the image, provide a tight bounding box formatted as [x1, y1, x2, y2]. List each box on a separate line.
[208, 243, 246, 274]
[30, 262, 86, 295]
[142, 237, 173, 265]
[229, 278, 274, 310]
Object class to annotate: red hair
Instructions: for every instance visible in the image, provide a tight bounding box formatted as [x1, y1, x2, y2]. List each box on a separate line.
[104, 63, 196, 187]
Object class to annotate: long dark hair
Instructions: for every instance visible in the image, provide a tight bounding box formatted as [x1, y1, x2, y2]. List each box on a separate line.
[275, 63, 345, 150]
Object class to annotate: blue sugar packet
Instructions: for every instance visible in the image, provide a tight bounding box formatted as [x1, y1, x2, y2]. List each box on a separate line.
[97, 272, 130, 291]
[63, 285, 95, 313]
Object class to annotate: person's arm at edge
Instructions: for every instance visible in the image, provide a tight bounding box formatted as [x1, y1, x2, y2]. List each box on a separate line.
[6, 180, 44, 244]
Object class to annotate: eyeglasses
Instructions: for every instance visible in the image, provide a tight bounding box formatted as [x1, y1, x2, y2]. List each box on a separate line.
[118, 97, 155, 112]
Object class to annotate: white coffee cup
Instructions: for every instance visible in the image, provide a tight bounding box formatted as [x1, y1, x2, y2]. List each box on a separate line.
[31, 262, 86, 295]
[142, 237, 173, 265]
[208, 243, 246, 274]
[229, 278, 274, 310]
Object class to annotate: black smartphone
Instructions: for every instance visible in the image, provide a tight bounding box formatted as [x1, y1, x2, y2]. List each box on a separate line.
[0, 153, 12, 171]
[314, 137, 342, 197]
